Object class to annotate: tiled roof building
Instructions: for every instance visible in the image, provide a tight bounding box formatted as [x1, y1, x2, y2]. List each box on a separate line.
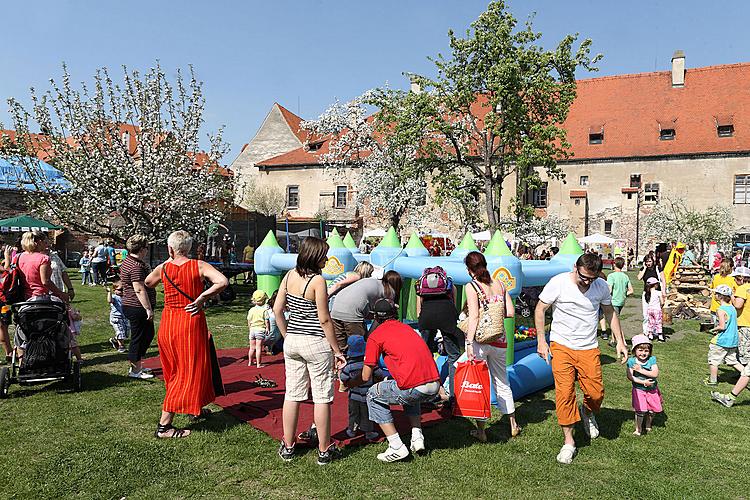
[233, 52, 750, 249]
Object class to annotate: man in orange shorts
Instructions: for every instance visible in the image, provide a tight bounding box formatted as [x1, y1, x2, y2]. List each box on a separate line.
[535, 253, 628, 464]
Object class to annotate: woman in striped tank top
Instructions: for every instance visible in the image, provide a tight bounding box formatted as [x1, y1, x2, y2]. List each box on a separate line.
[273, 237, 346, 465]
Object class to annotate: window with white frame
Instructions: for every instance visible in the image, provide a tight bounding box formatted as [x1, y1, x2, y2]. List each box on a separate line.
[529, 182, 548, 208]
[735, 175, 750, 204]
[580, 175, 589, 186]
[286, 185, 299, 208]
[335, 185, 347, 208]
[644, 183, 659, 203]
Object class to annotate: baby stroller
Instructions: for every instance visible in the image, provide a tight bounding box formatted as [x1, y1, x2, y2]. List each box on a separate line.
[516, 286, 543, 318]
[0, 301, 82, 398]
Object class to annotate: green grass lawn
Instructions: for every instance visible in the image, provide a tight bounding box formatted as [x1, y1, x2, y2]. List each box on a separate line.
[0, 272, 746, 499]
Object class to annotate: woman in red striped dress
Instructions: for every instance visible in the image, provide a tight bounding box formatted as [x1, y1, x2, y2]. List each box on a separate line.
[145, 230, 228, 438]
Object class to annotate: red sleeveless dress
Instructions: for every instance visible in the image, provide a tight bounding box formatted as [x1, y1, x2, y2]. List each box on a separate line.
[158, 260, 215, 415]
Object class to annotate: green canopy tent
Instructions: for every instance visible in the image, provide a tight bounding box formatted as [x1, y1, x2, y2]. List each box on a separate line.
[0, 214, 62, 232]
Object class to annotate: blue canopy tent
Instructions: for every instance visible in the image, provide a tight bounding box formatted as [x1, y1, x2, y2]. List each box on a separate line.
[0, 157, 70, 192]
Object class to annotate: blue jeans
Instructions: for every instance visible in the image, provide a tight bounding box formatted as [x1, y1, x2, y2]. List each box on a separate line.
[366, 379, 438, 424]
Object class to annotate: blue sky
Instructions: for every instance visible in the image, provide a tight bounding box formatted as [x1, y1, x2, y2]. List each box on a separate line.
[1, 1, 748, 164]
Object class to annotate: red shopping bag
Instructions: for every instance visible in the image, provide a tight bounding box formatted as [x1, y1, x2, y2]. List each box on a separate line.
[453, 360, 491, 419]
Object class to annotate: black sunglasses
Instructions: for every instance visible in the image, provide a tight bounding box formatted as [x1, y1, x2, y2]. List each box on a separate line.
[576, 268, 597, 283]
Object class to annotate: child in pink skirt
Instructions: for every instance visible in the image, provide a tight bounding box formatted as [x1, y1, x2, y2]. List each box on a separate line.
[626, 334, 662, 436]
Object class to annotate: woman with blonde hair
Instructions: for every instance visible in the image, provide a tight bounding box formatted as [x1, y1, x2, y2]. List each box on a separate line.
[17, 231, 69, 303]
[145, 230, 228, 438]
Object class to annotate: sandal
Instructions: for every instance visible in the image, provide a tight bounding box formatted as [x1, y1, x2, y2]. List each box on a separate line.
[470, 429, 488, 443]
[154, 423, 191, 439]
[511, 426, 523, 438]
[188, 408, 212, 422]
[254, 375, 277, 388]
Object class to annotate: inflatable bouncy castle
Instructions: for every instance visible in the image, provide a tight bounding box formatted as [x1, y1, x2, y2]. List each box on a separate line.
[254, 228, 585, 400]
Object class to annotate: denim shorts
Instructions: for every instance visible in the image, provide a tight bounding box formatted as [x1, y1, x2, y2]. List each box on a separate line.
[366, 379, 438, 424]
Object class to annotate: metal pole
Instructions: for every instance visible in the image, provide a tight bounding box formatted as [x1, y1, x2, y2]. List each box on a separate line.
[285, 216, 290, 253]
[584, 196, 590, 236]
[635, 190, 641, 263]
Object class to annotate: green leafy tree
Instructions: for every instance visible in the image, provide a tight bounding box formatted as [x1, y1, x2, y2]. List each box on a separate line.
[382, 0, 601, 228]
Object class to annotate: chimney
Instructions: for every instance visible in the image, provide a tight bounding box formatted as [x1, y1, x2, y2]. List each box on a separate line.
[671, 50, 685, 87]
[409, 79, 422, 94]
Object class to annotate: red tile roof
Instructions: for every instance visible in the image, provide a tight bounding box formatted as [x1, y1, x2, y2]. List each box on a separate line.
[563, 62, 750, 160]
[569, 190, 588, 198]
[258, 61, 750, 168]
[0, 129, 55, 161]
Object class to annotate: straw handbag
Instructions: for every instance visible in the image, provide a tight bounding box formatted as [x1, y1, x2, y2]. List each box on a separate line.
[468, 281, 507, 344]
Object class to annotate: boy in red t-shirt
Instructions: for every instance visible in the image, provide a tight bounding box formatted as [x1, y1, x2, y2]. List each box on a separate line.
[342, 298, 440, 463]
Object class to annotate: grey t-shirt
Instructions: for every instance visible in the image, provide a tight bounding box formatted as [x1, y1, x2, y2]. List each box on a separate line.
[330, 278, 385, 322]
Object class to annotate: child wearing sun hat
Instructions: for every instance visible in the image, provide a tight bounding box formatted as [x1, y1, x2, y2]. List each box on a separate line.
[247, 289, 270, 368]
[627, 334, 662, 436]
[704, 284, 742, 387]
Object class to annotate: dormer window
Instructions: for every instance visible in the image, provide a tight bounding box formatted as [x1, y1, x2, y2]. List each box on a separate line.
[659, 128, 675, 141]
[588, 132, 603, 144]
[718, 124, 734, 138]
[306, 140, 324, 152]
[588, 124, 604, 144]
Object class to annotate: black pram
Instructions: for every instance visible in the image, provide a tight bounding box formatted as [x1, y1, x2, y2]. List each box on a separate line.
[0, 300, 82, 397]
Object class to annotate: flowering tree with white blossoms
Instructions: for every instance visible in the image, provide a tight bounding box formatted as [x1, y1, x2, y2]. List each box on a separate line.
[644, 195, 733, 260]
[1, 63, 231, 243]
[239, 179, 286, 217]
[498, 214, 570, 250]
[301, 91, 437, 232]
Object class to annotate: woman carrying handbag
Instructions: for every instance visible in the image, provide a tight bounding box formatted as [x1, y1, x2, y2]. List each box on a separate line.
[145, 230, 228, 438]
[464, 251, 521, 442]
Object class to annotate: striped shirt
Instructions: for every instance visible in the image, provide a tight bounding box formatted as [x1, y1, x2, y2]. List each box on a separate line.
[286, 276, 324, 337]
[120, 255, 156, 309]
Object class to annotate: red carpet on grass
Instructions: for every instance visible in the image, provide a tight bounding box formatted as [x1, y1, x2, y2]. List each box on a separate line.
[142, 348, 450, 446]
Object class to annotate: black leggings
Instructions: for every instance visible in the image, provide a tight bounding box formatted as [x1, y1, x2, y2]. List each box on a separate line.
[123, 305, 155, 364]
[418, 298, 464, 398]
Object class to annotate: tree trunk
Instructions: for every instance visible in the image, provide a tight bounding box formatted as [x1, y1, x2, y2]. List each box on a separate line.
[483, 163, 497, 229]
[390, 212, 401, 233]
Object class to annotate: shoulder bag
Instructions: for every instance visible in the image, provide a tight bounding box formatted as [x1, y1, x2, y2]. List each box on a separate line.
[468, 280, 507, 345]
[162, 262, 225, 396]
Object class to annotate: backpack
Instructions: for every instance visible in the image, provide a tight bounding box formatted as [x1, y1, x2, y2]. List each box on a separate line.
[0, 255, 24, 305]
[415, 266, 453, 296]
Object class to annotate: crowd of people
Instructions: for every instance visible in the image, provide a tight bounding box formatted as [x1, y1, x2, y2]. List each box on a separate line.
[4, 228, 750, 466]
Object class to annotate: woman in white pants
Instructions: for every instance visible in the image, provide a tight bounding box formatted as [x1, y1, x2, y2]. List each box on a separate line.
[464, 251, 521, 442]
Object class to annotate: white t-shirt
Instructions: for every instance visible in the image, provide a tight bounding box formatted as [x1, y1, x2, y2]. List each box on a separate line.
[643, 289, 662, 311]
[539, 272, 612, 350]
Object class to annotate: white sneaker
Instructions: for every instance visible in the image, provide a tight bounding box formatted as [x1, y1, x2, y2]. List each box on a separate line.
[579, 404, 599, 439]
[556, 444, 577, 464]
[377, 444, 409, 463]
[128, 369, 154, 380]
[410, 436, 425, 454]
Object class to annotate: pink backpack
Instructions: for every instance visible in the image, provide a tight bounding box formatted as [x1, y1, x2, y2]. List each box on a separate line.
[415, 266, 453, 296]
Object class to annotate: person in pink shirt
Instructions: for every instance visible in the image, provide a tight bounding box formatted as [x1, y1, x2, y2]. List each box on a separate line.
[17, 231, 69, 303]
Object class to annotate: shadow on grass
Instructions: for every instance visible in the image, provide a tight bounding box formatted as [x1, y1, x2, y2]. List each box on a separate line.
[186, 408, 246, 434]
[5, 369, 129, 398]
[82, 353, 130, 367]
[601, 353, 620, 366]
[83, 340, 122, 355]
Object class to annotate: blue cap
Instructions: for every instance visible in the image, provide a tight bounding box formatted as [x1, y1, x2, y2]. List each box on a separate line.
[347, 335, 366, 357]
